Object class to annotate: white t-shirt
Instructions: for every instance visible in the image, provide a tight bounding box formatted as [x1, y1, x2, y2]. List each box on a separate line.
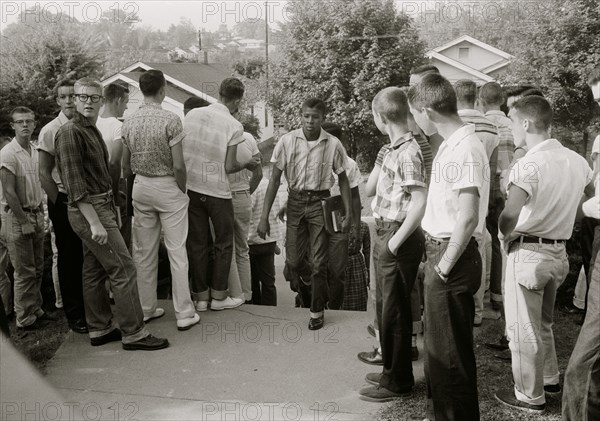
[96, 116, 122, 161]
[228, 132, 260, 192]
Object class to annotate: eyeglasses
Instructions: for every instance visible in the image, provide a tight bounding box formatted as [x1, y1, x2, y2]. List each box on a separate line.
[12, 119, 36, 126]
[58, 94, 76, 100]
[75, 94, 103, 103]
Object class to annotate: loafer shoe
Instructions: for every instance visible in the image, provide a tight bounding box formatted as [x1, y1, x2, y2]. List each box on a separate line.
[544, 384, 561, 395]
[359, 385, 411, 402]
[494, 389, 545, 413]
[211, 297, 244, 311]
[412, 346, 419, 361]
[485, 335, 509, 351]
[68, 319, 89, 334]
[358, 348, 383, 365]
[122, 334, 169, 351]
[194, 300, 209, 312]
[367, 324, 376, 337]
[365, 372, 382, 386]
[143, 308, 165, 322]
[177, 313, 200, 331]
[308, 315, 324, 330]
[90, 329, 122, 346]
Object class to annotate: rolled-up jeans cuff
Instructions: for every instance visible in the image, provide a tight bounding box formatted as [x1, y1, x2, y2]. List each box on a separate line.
[310, 311, 324, 318]
[211, 288, 228, 301]
[514, 385, 545, 406]
[192, 290, 210, 302]
[88, 322, 117, 339]
[491, 292, 503, 302]
[121, 325, 151, 344]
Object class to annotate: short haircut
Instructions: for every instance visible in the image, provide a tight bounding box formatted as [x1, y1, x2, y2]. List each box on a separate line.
[512, 95, 553, 131]
[520, 88, 545, 98]
[479, 82, 504, 106]
[407, 73, 458, 116]
[103, 82, 129, 102]
[321, 122, 342, 138]
[184, 96, 210, 112]
[301, 98, 327, 115]
[74, 77, 102, 91]
[55, 79, 76, 96]
[10, 106, 35, 119]
[139, 70, 165, 96]
[410, 64, 440, 76]
[503, 84, 539, 99]
[588, 67, 600, 86]
[219, 78, 245, 101]
[454, 79, 477, 106]
[372, 87, 408, 124]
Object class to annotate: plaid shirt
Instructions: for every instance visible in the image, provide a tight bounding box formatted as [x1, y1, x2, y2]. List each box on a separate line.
[342, 221, 371, 311]
[55, 112, 112, 205]
[371, 133, 426, 222]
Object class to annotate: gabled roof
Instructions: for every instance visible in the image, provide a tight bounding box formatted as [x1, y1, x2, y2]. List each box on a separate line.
[100, 73, 184, 108]
[430, 35, 514, 61]
[425, 51, 494, 82]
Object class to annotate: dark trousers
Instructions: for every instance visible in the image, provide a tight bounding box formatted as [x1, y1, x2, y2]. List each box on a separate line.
[249, 242, 277, 306]
[0, 294, 9, 337]
[48, 192, 85, 323]
[424, 236, 481, 421]
[187, 190, 233, 301]
[327, 232, 348, 310]
[486, 200, 504, 303]
[374, 222, 424, 394]
[285, 190, 330, 314]
[581, 217, 600, 314]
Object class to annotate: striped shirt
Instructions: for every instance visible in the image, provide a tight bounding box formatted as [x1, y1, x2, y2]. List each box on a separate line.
[371, 132, 426, 222]
[458, 109, 499, 159]
[122, 103, 183, 177]
[271, 128, 348, 191]
[248, 178, 286, 245]
[184, 103, 244, 198]
[0, 138, 43, 209]
[485, 110, 514, 173]
[37, 111, 69, 193]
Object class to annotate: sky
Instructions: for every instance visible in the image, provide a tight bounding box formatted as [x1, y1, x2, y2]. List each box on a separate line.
[0, 0, 292, 32]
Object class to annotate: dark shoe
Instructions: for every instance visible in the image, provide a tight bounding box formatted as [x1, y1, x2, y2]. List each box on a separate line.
[90, 329, 122, 346]
[122, 334, 169, 351]
[493, 350, 512, 361]
[365, 372, 382, 386]
[308, 315, 324, 330]
[474, 320, 482, 328]
[495, 389, 545, 413]
[544, 384, 561, 395]
[412, 346, 419, 361]
[17, 319, 48, 331]
[485, 335, 509, 351]
[561, 303, 584, 315]
[367, 323, 376, 337]
[576, 314, 585, 326]
[68, 319, 88, 334]
[38, 311, 59, 321]
[358, 348, 383, 365]
[359, 385, 411, 402]
[491, 300, 503, 311]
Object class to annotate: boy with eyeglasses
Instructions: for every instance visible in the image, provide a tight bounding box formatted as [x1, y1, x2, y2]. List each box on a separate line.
[1, 107, 54, 330]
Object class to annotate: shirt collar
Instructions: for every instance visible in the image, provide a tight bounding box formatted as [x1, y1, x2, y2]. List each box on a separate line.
[485, 110, 507, 117]
[141, 102, 162, 109]
[458, 109, 483, 118]
[10, 137, 34, 154]
[445, 124, 476, 148]
[297, 128, 329, 143]
[72, 111, 95, 127]
[212, 103, 231, 114]
[525, 138, 562, 155]
[390, 131, 415, 149]
[57, 111, 70, 125]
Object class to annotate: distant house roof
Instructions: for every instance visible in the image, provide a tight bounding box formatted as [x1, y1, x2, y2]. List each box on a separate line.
[120, 72, 193, 104]
[431, 35, 514, 61]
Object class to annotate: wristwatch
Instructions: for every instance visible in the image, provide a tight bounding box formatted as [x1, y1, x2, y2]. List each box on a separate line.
[434, 264, 449, 282]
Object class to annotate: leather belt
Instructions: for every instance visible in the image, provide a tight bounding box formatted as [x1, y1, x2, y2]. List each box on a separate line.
[520, 235, 566, 245]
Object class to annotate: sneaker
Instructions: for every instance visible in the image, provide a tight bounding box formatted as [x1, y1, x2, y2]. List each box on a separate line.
[365, 372, 382, 386]
[90, 329, 122, 346]
[211, 297, 244, 311]
[494, 389, 545, 413]
[177, 313, 200, 331]
[143, 308, 165, 322]
[122, 334, 169, 351]
[357, 348, 383, 365]
[194, 301, 209, 312]
[544, 384, 561, 395]
[359, 385, 411, 402]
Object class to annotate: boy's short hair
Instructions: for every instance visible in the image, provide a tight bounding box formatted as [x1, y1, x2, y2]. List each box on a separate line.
[520, 88, 545, 98]
[479, 82, 504, 106]
[372, 87, 408, 124]
[407, 73, 458, 116]
[321, 122, 342, 138]
[503, 84, 539, 99]
[301, 98, 327, 115]
[103, 82, 129, 103]
[512, 95, 553, 131]
[410, 64, 440, 76]
[139, 70, 165, 96]
[588, 67, 600, 86]
[55, 79, 76, 96]
[219, 78, 245, 101]
[75, 77, 102, 91]
[10, 106, 35, 119]
[184, 96, 210, 111]
[454, 79, 477, 106]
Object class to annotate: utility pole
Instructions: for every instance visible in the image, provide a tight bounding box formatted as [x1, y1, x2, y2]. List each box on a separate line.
[265, 1, 269, 125]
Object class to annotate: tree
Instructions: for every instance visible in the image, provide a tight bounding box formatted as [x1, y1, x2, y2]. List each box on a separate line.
[268, 0, 426, 166]
[167, 17, 197, 48]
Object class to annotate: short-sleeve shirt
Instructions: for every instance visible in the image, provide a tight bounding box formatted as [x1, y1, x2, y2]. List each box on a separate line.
[331, 157, 362, 194]
[508, 138, 592, 239]
[228, 132, 260, 192]
[37, 111, 69, 193]
[485, 110, 515, 173]
[248, 178, 285, 245]
[0, 138, 43, 209]
[271, 128, 348, 191]
[422, 124, 490, 238]
[121, 103, 183, 177]
[458, 109, 500, 160]
[96, 116, 123, 161]
[184, 103, 244, 198]
[371, 132, 426, 222]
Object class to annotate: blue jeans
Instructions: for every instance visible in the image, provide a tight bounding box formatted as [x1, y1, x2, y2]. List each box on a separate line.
[563, 225, 600, 420]
[1, 209, 44, 328]
[68, 193, 149, 344]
